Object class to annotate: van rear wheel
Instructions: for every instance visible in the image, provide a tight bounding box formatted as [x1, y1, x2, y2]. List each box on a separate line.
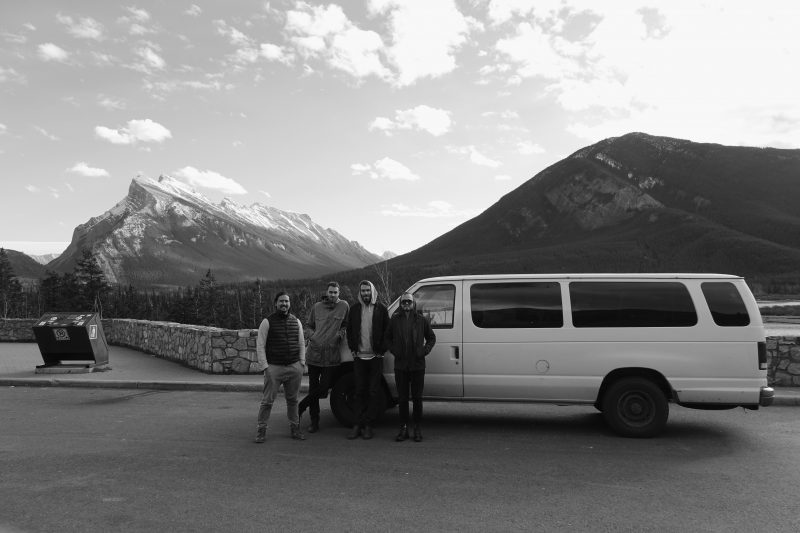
[602, 377, 668, 438]
[329, 372, 388, 427]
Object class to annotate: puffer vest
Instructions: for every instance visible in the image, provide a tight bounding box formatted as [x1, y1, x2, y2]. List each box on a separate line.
[265, 312, 301, 365]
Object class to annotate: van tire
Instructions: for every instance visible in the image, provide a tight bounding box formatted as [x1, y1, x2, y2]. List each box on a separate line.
[602, 377, 668, 438]
[329, 372, 388, 427]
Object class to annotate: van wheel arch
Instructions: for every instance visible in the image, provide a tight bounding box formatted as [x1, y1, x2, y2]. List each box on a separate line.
[595, 368, 673, 411]
[598, 370, 672, 438]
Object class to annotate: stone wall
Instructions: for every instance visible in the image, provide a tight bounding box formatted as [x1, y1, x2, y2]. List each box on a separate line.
[0, 318, 262, 374]
[767, 337, 800, 386]
[2, 318, 799, 382]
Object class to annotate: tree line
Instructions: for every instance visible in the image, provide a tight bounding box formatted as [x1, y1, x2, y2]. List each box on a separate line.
[0, 248, 409, 328]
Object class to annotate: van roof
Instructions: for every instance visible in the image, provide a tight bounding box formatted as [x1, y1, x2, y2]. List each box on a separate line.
[417, 273, 744, 283]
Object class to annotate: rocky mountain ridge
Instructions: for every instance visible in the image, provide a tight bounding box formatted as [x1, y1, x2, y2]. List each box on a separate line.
[45, 175, 380, 287]
[392, 132, 800, 281]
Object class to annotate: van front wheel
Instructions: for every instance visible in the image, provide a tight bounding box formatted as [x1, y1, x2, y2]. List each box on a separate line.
[602, 377, 668, 438]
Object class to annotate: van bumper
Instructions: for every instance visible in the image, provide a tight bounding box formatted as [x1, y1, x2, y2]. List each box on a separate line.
[760, 386, 775, 407]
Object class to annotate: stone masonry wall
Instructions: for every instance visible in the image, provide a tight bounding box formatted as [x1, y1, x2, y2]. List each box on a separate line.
[0, 318, 262, 374]
[2, 318, 799, 381]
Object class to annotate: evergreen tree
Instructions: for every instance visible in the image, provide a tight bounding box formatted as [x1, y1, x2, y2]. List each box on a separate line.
[75, 248, 111, 315]
[197, 269, 218, 326]
[0, 248, 23, 318]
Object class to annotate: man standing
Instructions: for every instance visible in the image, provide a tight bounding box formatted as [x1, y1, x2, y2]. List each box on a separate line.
[385, 292, 436, 442]
[299, 281, 349, 433]
[345, 280, 390, 440]
[254, 292, 306, 443]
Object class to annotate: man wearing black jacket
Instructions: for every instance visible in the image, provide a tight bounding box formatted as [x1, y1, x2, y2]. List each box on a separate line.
[345, 280, 390, 440]
[385, 292, 436, 442]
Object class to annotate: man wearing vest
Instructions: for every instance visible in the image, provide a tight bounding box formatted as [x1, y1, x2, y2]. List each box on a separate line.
[254, 292, 307, 443]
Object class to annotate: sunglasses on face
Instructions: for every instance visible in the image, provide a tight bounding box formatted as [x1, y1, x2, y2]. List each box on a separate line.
[401, 300, 413, 305]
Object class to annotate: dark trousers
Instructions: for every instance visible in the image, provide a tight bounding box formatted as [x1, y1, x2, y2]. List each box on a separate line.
[353, 357, 383, 427]
[299, 364, 334, 422]
[394, 368, 425, 426]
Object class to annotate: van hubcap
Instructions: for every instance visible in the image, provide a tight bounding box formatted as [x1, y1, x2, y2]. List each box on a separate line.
[619, 391, 654, 426]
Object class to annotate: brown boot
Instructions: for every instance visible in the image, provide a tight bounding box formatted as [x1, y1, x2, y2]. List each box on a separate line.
[395, 425, 409, 442]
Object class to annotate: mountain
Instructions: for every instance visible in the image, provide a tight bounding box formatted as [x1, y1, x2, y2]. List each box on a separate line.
[47, 175, 381, 287]
[391, 132, 800, 281]
[2, 249, 47, 285]
[29, 253, 61, 265]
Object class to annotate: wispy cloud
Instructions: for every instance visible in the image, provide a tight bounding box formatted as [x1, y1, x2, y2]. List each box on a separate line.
[369, 105, 452, 136]
[173, 166, 247, 194]
[57, 14, 105, 40]
[380, 200, 474, 218]
[95, 118, 172, 145]
[447, 145, 502, 168]
[68, 162, 109, 177]
[37, 43, 69, 62]
[352, 157, 420, 181]
[186, 5, 202, 17]
[34, 126, 59, 141]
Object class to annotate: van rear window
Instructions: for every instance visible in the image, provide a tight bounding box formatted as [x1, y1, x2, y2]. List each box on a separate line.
[701, 282, 750, 326]
[570, 282, 697, 327]
[471, 282, 563, 328]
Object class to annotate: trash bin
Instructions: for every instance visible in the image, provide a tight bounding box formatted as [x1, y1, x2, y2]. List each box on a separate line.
[32, 312, 109, 371]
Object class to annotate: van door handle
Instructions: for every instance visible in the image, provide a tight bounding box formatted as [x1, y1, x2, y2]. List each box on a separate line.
[453, 346, 460, 361]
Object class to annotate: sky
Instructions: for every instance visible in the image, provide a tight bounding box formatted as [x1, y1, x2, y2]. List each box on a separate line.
[1, 0, 799, 258]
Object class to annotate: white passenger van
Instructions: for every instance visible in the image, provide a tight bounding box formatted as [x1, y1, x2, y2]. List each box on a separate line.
[329, 274, 774, 438]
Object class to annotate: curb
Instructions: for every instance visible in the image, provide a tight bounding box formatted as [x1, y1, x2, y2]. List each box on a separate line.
[0, 379, 308, 394]
[1, 378, 797, 405]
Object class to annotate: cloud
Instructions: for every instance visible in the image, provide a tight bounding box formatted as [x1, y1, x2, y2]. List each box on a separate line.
[447, 145, 502, 168]
[37, 43, 69, 62]
[260, 43, 293, 65]
[352, 157, 420, 181]
[135, 46, 165, 70]
[95, 119, 172, 145]
[98, 96, 125, 110]
[173, 166, 247, 195]
[369, 0, 474, 86]
[369, 105, 452, 136]
[126, 7, 151, 22]
[57, 14, 104, 40]
[285, 2, 390, 81]
[34, 126, 59, 141]
[259, 190, 272, 198]
[379, 200, 473, 218]
[0, 66, 26, 84]
[25, 185, 40, 193]
[68, 162, 109, 177]
[186, 4, 202, 17]
[0, 123, 6, 134]
[516, 141, 545, 155]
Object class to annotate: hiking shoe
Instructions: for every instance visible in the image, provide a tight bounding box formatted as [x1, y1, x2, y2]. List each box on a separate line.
[254, 428, 266, 444]
[290, 425, 306, 441]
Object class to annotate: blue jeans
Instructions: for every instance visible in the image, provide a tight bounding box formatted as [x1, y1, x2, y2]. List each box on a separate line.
[353, 357, 384, 426]
[257, 362, 303, 430]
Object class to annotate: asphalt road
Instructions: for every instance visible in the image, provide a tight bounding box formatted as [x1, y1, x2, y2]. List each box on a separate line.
[1, 387, 798, 533]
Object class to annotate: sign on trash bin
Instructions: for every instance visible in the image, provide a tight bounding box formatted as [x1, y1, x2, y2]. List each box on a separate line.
[32, 312, 109, 371]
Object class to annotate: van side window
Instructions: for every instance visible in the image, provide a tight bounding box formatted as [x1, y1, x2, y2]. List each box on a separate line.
[471, 282, 563, 328]
[701, 282, 751, 326]
[570, 282, 698, 327]
[412, 284, 456, 329]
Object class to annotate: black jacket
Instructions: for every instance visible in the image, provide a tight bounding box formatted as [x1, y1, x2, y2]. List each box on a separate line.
[346, 301, 390, 355]
[385, 309, 436, 371]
